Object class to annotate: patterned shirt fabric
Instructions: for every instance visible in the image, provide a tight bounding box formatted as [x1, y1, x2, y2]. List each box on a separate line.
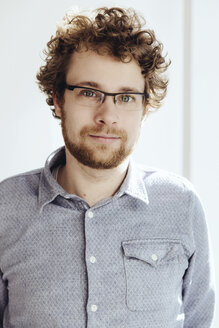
[0, 146, 215, 328]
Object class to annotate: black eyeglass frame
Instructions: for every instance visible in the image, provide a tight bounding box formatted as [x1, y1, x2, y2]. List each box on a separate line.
[65, 84, 149, 104]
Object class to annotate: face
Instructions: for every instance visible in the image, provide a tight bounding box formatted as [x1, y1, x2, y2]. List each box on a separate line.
[54, 50, 145, 169]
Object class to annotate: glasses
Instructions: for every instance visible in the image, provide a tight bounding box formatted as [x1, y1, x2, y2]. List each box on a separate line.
[65, 85, 149, 111]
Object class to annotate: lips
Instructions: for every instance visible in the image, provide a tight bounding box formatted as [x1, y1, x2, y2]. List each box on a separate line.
[89, 134, 121, 144]
[89, 135, 120, 139]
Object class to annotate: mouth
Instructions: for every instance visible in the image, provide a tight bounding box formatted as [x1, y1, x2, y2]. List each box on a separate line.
[89, 134, 121, 144]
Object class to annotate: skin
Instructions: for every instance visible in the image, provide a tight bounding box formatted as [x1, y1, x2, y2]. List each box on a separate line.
[53, 50, 146, 206]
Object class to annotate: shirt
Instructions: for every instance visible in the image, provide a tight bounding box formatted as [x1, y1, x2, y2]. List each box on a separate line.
[0, 146, 215, 328]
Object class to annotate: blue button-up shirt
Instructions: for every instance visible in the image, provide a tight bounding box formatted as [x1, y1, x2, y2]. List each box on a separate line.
[0, 146, 215, 327]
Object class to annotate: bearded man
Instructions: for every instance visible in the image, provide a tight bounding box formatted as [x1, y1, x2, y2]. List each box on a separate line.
[0, 7, 215, 328]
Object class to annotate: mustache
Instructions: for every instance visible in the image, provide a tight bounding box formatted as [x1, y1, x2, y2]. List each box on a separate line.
[79, 125, 127, 140]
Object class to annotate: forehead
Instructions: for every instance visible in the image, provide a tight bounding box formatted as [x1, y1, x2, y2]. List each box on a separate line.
[65, 50, 145, 92]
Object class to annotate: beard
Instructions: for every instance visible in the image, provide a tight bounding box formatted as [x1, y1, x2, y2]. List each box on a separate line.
[60, 110, 135, 169]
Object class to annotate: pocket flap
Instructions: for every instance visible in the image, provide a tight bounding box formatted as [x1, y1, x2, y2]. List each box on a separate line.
[122, 239, 185, 267]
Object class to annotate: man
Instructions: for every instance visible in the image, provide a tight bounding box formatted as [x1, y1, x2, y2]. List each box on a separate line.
[0, 6, 215, 328]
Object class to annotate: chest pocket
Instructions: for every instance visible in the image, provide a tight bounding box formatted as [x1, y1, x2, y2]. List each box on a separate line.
[121, 239, 189, 312]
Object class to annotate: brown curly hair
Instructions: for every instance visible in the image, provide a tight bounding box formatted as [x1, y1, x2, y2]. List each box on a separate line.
[36, 7, 171, 118]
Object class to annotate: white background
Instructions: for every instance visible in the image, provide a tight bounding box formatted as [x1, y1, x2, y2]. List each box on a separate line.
[0, 0, 218, 326]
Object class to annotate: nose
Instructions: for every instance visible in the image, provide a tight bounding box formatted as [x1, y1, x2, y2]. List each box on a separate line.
[93, 96, 119, 127]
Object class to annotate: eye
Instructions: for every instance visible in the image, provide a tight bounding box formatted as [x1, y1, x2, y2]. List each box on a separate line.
[119, 94, 135, 103]
[81, 89, 97, 97]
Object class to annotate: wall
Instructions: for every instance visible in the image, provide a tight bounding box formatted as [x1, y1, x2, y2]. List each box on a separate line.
[191, 0, 219, 326]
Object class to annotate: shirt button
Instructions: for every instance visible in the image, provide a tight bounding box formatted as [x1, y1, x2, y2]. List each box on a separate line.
[91, 304, 98, 312]
[90, 256, 96, 263]
[151, 254, 158, 261]
[87, 211, 94, 218]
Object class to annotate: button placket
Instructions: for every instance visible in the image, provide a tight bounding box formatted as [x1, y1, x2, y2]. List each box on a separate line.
[86, 210, 99, 315]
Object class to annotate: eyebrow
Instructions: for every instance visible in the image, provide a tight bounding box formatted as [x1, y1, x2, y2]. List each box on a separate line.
[75, 80, 143, 93]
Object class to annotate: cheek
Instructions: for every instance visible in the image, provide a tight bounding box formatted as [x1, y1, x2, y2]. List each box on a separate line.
[64, 106, 90, 126]
[126, 115, 142, 136]
[124, 125, 141, 147]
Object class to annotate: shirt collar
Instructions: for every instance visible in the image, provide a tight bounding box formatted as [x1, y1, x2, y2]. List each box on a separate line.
[38, 146, 67, 213]
[117, 157, 149, 205]
[38, 146, 149, 213]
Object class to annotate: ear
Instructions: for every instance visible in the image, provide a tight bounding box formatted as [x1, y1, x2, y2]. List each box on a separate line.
[53, 92, 62, 118]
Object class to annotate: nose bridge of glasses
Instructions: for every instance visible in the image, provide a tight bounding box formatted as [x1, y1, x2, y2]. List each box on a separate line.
[104, 90, 119, 105]
[100, 91, 117, 105]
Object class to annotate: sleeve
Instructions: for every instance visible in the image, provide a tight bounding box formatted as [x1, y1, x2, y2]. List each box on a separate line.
[0, 270, 8, 327]
[182, 190, 215, 327]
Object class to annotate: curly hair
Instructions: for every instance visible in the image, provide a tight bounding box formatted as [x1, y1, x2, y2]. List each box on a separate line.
[36, 7, 171, 118]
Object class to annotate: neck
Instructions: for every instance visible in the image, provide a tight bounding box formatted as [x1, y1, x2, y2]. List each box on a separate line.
[57, 147, 129, 207]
